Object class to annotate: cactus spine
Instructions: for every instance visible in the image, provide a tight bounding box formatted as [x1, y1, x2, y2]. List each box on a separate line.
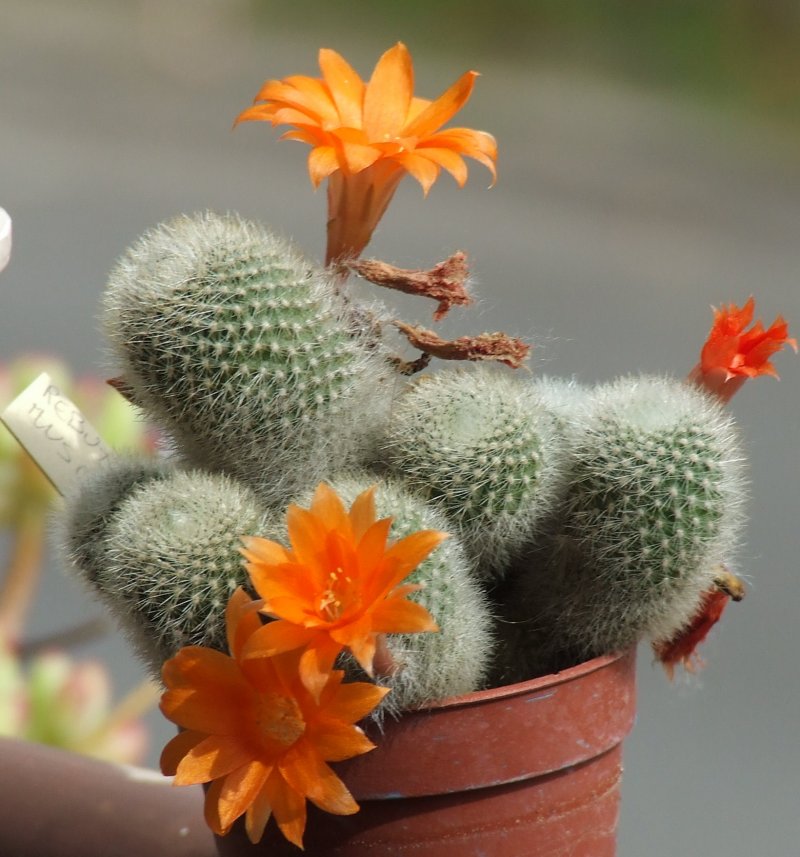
[384, 367, 567, 577]
[103, 212, 397, 508]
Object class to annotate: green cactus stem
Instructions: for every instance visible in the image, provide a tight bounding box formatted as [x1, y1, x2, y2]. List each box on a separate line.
[383, 367, 568, 577]
[103, 211, 397, 508]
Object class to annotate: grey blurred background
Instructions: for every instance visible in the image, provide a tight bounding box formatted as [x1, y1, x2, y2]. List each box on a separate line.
[2, 1, 799, 854]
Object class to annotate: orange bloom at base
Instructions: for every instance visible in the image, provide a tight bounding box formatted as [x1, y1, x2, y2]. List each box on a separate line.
[235, 43, 497, 265]
[688, 296, 796, 403]
[160, 588, 388, 848]
[241, 483, 446, 697]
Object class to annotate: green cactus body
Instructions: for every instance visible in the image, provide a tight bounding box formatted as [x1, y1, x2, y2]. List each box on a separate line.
[103, 212, 396, 507]
[61, 457, 171, 586]
[500, 375, 746, 673]
[66, 467, 280, 676]
[383, 367, 567, 578]
[317, 474, 494, 717]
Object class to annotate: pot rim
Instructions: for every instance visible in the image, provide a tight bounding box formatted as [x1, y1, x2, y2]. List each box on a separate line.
[414, 648, 629, 712]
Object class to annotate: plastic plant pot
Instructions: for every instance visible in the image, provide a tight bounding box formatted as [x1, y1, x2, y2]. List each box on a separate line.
[214, 647, 637, 857]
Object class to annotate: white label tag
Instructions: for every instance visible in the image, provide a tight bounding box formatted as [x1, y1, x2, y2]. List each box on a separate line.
[1, 372, 111, 496]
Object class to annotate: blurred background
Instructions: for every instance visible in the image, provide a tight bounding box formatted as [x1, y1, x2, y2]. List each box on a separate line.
[2, 1, 799, 854]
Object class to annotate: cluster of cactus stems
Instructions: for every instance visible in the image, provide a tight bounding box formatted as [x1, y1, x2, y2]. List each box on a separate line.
[51, 49, 796, 736]
[36, 44, 797, 850]
[57, 207, 785, 716]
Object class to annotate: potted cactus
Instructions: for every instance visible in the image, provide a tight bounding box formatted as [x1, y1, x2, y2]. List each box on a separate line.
[8, 44, 791, 856]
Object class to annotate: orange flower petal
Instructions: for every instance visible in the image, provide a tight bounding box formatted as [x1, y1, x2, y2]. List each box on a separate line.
[403, 70, 479, 138]
[382, 530, 449, 589]
[348, 485, 377, 541]
[217, 759, 272, 832]
[335, 621, 377, 676]
[160, 729, 205, 776]
[161, 686, 252, 734]
[204, 777, 227, 835]
[162, 646, 245, 693]
[319, 48, 365, 128]
[264, 768, 307, 850]
[279, 742, 360, 816]
[425, 128, 497, 182]
[242, 619, 315, 659]
[395, 152, 440, 195]
[269, 106, 323, 127]
[406, 95, 432, 125]
[252, 80, 334, 126]
[241, 536, 293, 567]
[281, 75, 341, 128]
[310, 720, 376, 761]
[281, 127, 324, 146]
[286, 505, 330, 580]
[323, 680, 391, 724]
[412, 147, 468, 186]
[427, 127, 498, 158]
[247, 564, 319, 613]
[363, 42, 414, 140]
[297, 637, 342, 701]
[245, 785, 273, 844]
[233, 104, 277, 126]
[339, 139, 383, 175]
[226, 587, 265, 660]
[355, 517, 392, 580]
[174, 735, 254, 786]
[370, 596, 440, 634]
[309, 482, 352, 535]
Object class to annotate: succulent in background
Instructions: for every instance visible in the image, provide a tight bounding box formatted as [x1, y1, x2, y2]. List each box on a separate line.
[496, 375, 746, 676]
[0, 639, 153, 765]
[103, 212, 398, 508]
[383, 367, 568, 578]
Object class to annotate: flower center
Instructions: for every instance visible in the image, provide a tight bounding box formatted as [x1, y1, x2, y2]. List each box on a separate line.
[318, 566, 354, 622]
[254, 693, 306, 750]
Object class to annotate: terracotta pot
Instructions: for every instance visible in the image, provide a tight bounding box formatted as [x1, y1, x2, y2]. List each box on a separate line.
[215, 647, 637, 857]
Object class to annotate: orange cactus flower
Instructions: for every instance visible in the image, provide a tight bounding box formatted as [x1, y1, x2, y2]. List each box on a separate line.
[160, 588, 388, 848]
[235, 43, 497, 265]
[688, 296, 796, 402]
[240, 483, 446, 696]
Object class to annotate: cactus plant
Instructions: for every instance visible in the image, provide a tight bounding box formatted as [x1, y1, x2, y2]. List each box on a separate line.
[383, 367, 568, 577]
[496, 375, 746, 676]
[61, 457, 171, 587]
[64, 466, 281, 675]
[309, 473, 494, 716]
[103, 212, 397, 507]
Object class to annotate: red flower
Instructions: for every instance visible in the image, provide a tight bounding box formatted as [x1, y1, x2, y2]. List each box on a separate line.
[689, 296, 796, 402]
[653, 570, 745, 679]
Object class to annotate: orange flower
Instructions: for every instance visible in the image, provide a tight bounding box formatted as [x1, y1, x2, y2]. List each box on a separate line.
[688, 296, 796, 402]
[235, 43, 497, 264]
[160, 588, 388, 848]
[240, 483, 445, 696]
